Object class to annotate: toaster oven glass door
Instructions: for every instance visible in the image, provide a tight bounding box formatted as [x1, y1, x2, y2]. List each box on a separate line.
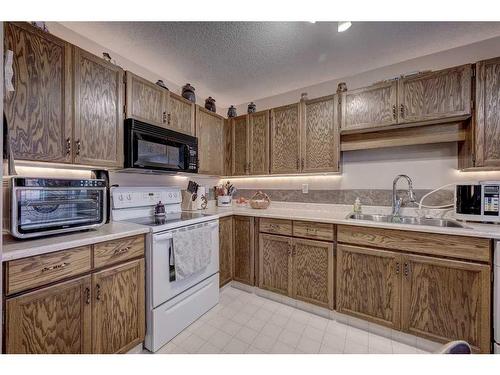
[455, 185, 482, 215]
[15, 188, 105, 235]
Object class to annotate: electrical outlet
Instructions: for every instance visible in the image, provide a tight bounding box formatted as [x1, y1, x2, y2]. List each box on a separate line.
[302, 184, 309, 194]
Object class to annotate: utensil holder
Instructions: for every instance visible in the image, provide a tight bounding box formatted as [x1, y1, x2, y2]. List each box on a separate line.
[181, 191, 196, 211]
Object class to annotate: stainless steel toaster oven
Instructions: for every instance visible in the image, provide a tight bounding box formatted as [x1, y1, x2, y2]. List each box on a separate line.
[6, 177, 107, 239]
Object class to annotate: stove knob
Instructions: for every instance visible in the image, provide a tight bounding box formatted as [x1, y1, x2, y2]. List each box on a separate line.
[118, 194, 124, 201]
[168, 193, 172, 198]
[127, 194, 132, 200]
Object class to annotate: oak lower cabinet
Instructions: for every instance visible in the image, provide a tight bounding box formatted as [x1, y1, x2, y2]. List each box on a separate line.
[92, 259, 145, 354]
[73, 47, 124, 168]
[474, 56, 500, 167]
[401, 254, 490, 353]
[5, 276, 92, 354]
[233, 216, 255, 285]
[259, 234, 293, 295]
[4, 22, 73, 163]
[336, 244, 401, 330]
[196, 106, 225, 175]
[3, 235, 146, 354]
[219, 216, 234, 287]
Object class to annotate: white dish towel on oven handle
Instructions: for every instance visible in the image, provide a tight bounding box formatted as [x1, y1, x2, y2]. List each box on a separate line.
[172, 224, 213, 281]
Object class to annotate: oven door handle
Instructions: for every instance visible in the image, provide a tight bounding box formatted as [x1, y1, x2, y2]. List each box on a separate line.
[154, 232, 173, 242]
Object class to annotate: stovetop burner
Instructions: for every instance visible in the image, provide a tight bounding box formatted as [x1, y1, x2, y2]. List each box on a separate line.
[125, 211, 206, 226]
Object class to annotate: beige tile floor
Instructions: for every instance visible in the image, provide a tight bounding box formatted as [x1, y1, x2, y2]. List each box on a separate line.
[152, 286, 430, 354]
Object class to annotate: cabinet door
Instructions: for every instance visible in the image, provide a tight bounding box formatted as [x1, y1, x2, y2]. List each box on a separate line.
[341, 81, 397, 131]
[168, 92, 195, 135]
[5, 276, 91, 354]
[336, 244, 401, 330]
[398, 64, 472, 124]
[475, 57, 500, 167]
[196, 106, 225, 175]
[4, 22, 72, 163]
[301, 95, 339, 172]
[92, 259, 145, 354]
[125, 71, 167, 127]
[248, 110, 270, 175]
[259, 233, 293, 296]
[401, 254, 490, 353]
[231, 115, 249, 175]
[270, 103, 301, 174]
[291, 238, 334, 309]
[219, 216, 233, 287]
[73, 47, 124, 168]
[233, 216, 255, 285]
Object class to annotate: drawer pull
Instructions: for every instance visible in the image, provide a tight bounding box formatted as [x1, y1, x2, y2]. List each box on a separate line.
[41, 262, 69, 273]
[114, 246, 130, 255]
[85, 287, 91, 304]
[306, 228, 318, 233]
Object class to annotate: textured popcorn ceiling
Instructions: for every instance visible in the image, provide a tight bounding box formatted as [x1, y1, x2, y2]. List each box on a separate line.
[60, 22, 500, 107]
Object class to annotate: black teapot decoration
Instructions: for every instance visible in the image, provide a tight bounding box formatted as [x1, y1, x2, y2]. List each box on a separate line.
[182, 83, 196, 103]
[227, 105, 237, 118]
[205, 97, 216, 113]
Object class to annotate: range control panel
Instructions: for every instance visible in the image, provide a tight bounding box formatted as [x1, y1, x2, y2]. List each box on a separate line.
[112, 188, 181, 209]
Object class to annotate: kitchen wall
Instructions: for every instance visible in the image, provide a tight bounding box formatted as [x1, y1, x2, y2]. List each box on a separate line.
[1, 20, 4, 352]
[225, 35, 500, 205]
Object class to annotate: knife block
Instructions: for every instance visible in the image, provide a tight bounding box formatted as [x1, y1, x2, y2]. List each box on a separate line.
[181, 191, 197, 211]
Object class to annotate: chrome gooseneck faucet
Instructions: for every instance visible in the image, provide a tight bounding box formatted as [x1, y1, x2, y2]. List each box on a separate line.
[392, 174, 416, 217]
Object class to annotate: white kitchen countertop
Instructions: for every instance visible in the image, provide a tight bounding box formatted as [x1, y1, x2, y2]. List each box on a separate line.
[203, 202, 500, 240]
[2, 222, 150, 262]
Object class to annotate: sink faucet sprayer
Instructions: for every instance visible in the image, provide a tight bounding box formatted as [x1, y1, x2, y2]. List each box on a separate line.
[392, 175, 416, 217]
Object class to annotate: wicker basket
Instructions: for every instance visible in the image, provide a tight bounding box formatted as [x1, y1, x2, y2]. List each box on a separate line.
[249, 191, 271, 209]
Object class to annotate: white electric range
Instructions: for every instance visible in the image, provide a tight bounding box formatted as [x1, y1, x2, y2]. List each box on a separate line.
[111, 187, 220, 352]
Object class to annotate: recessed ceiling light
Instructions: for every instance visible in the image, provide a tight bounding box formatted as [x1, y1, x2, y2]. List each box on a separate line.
[338, 21, 352, 32]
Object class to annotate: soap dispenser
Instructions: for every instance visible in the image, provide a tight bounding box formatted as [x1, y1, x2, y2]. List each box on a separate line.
[353, 197, 362, 213]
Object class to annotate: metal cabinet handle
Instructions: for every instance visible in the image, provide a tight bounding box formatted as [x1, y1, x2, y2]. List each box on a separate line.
[392, 105, 397, 120]
[403, 262, 409, 277]
[66, 137, 71, 155]
[306, 228, 318, 234]
[162, 111, 167, 123]
[167, 113, 171, 125]
[114, 246, 130, 255]
[301, 158, 305, 170]
[395, 262, 400, 274]
[247, 162, 251, 173]
[75, 140, 81, 156]
[96, 284, 101, 301]
[41, 262, 69, 273]
[400, 104, 405, 119]
[296, 158, 300, 170]
[85, 287, 91, 305]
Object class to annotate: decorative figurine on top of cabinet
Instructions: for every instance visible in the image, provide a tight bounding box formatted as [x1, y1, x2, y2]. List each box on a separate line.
[247, 102, 256, 113]
[205, 96, 216, 112]
[156, 80, 168, 90]
[182, 83, 196, 103]
[227, 105, 237, 118]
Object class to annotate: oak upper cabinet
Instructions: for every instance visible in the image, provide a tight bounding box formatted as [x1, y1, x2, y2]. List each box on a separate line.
[92, 259, 145, 354]
[233, 216, 255, 285]
[474, 57, 500, 167]
[125, 71, 168, 127]
[73, 47, 124, 168]
[336, 244, 402, 330]
[259, 233, 293, 296]
[398, 64, 472, 124]
[5, 276, 92, 354]
[401, 254, 490, 353]
[248, 110, 270, 175]
[270, 103, 301, 174]
[301, 95, 340, 172]
[168, 92, 195, 136]
[231, 115, 250, 175]
[341, 81, 398, 132]
[219, 216, 234, 287]
[4, 22, 73, 163]
[196, 106, 225, 175]
[291, 238, 334, 309]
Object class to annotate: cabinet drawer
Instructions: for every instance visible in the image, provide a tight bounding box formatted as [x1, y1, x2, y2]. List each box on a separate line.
[293, 221, 335, 241]
[93, 235, 145, 268]
[6, 246, 92, 295]
[259, 218, 293, 236]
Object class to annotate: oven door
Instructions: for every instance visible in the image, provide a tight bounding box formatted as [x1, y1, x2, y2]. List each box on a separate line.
[12, 187, 105, 238]
[151, 220, 219, 308]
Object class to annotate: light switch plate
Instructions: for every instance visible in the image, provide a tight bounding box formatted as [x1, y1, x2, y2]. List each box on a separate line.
[302, 184, 309, 194]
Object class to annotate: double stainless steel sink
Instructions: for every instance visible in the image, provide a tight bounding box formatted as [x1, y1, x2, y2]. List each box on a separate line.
[346, 213, 469, 228]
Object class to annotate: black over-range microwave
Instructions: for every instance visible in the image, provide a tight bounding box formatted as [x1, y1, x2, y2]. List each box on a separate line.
[124, 119, 198, 173]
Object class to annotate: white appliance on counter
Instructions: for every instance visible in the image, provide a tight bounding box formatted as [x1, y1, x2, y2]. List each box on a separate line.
[111, 187, 219, 352]
[495, 240, 500, 353]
